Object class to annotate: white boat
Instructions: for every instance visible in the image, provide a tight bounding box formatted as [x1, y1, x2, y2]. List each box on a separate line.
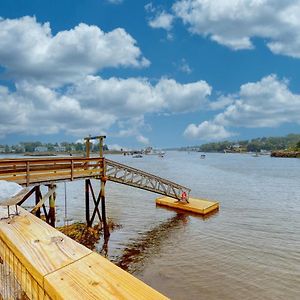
[144, 147, 165, 156]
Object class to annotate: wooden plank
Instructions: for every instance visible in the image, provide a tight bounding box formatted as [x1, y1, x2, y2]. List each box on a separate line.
[0, 207, 91, 287]
[44, 252, 169, 300]
[0, 207, 168, 299]
[156, 196, 219, 215]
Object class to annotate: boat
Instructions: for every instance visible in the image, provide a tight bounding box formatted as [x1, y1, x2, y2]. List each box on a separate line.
[133, 154, 143, 158]
[200, 154, 206, 159]
[144, 147, 165, 156]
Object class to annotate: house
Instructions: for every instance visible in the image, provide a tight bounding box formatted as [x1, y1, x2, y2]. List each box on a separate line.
[34, 146, 48, 152]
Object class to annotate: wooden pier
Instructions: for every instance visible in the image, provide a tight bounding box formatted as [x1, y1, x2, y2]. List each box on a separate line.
[0, 206, 168, 299]
[0, 135, 217, 299]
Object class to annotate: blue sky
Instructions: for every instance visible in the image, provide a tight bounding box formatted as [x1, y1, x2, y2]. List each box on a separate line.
[0, 0, 300, 148]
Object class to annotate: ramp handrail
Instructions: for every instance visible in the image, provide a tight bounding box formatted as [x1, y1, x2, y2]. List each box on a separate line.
[105, 159, 190, 200]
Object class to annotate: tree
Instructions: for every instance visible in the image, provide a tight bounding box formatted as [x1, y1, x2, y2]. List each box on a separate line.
[296, 141, 300, 150]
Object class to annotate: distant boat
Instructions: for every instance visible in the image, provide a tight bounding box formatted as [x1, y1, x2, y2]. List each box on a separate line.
[200, 154, 206, 159]
[133, 154, 143, 158]
[144, 147, 165, 156]
[252, 152, 259, 157]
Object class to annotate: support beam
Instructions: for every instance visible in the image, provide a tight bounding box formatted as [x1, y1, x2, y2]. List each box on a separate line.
[35, 186, 41, 218]
[85, 179, 90, 226]
[48, 184, 56, 227]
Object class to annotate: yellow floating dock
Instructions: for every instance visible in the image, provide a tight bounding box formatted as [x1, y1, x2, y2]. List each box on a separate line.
[156, 197, 219, 215]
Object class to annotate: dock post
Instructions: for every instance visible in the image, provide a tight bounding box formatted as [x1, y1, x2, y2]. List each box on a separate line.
[35, 185, 41, 218]
[48, 184, 56, 227]
[85, 179, 91, 227]
[101, 179, 110, 238]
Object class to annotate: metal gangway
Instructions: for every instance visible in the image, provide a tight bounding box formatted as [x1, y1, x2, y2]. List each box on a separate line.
[105, 159, 190, 200]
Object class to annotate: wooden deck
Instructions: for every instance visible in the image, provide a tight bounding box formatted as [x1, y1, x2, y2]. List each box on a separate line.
[0, 157, 104, 186]
[0, 206, 169, 299]
[156, 196, 219, 215]
[0, 157, 191, 201]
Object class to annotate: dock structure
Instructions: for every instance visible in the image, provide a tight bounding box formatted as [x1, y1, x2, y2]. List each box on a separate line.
[0, 206, 169, 300]
[156, 196, 219, 215]
[0, 135, 218, 299]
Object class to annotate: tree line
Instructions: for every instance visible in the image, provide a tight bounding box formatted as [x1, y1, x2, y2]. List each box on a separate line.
[183, 134, 300, 153]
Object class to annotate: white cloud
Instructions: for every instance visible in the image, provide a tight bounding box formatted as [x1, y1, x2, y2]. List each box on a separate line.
[68, 75, 211, 115]
[214, 75, 300, 127]
[0, 16, 149, 86]
[149, 11, 174, 31]
[107, 0, 123, 4]
[173, 0, 300, 57]
[136, 135, 150, 145]
[0, 75, 211, 138]
[185, 74, 300, 140]
[177, 58, 192, 74]
[0, 82, 116, 138]
[184, 121, 234, 140]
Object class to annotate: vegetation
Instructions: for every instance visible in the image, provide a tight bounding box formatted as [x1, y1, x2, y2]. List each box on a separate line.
[0, 141, 109, 154]
[181, 134, 300, 153]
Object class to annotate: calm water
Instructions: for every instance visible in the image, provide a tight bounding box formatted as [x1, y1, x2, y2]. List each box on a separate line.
[3, 152, 300, 299]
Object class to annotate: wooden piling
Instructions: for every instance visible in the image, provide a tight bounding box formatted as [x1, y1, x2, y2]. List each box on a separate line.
[35, 186, 41, 218]
[85, 179, 90, 226]
[48, 184, 56, 227]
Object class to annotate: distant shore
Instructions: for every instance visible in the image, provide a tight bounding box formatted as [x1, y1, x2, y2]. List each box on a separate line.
[271, 150, 300, 158]
[23, 150, 124, 157]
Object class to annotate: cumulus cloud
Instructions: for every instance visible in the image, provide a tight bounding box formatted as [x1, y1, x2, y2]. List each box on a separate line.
[148, 11, 174, 31]
[177, 58, 192, 74]
[67, 75, 211, 115]
[173, 0, 300, 57]
[136, 135, 150, 145]
[0, 75, 211, 138]
[0, 16, 149, 86]
[146, 3, 174, 40]
[184, 74, 300, 140]
[184, 121, 234, 140]
[0, 82, 116, 138]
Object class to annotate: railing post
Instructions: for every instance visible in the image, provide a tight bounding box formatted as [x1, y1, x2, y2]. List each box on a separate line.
[35, 186, 41, 218]
[101, 159, 109, 238]
[71, 160, 74, 180]
[26, 161, 30, 186]
[85, 179, 90, 226]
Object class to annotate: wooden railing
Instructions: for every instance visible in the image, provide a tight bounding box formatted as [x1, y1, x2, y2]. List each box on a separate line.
[0, 157, 104, 186]
[0, 157, 190, 200]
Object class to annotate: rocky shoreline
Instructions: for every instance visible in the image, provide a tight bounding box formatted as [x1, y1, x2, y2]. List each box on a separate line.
[271, 151, 300, 158]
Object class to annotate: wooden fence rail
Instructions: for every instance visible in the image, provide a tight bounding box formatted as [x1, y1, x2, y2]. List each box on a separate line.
[0, 157, 104, 186]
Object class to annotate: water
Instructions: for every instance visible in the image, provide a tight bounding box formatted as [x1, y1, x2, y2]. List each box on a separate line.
[2, 152, 300, 299]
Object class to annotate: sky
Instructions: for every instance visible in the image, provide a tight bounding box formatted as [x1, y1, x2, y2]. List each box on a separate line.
[0, 0, 300, 149]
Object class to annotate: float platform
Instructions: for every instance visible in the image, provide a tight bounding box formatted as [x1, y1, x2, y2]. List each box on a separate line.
[156, 197, 219, 215]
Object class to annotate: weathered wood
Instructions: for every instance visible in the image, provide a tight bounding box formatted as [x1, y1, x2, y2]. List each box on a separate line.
[0, 207, 168, 300]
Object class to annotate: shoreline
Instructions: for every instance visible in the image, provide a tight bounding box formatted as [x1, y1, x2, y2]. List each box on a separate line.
[271, 150, 300, 158]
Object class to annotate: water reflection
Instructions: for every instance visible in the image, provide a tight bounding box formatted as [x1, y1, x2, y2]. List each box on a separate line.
[113, 213, 189, 273]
